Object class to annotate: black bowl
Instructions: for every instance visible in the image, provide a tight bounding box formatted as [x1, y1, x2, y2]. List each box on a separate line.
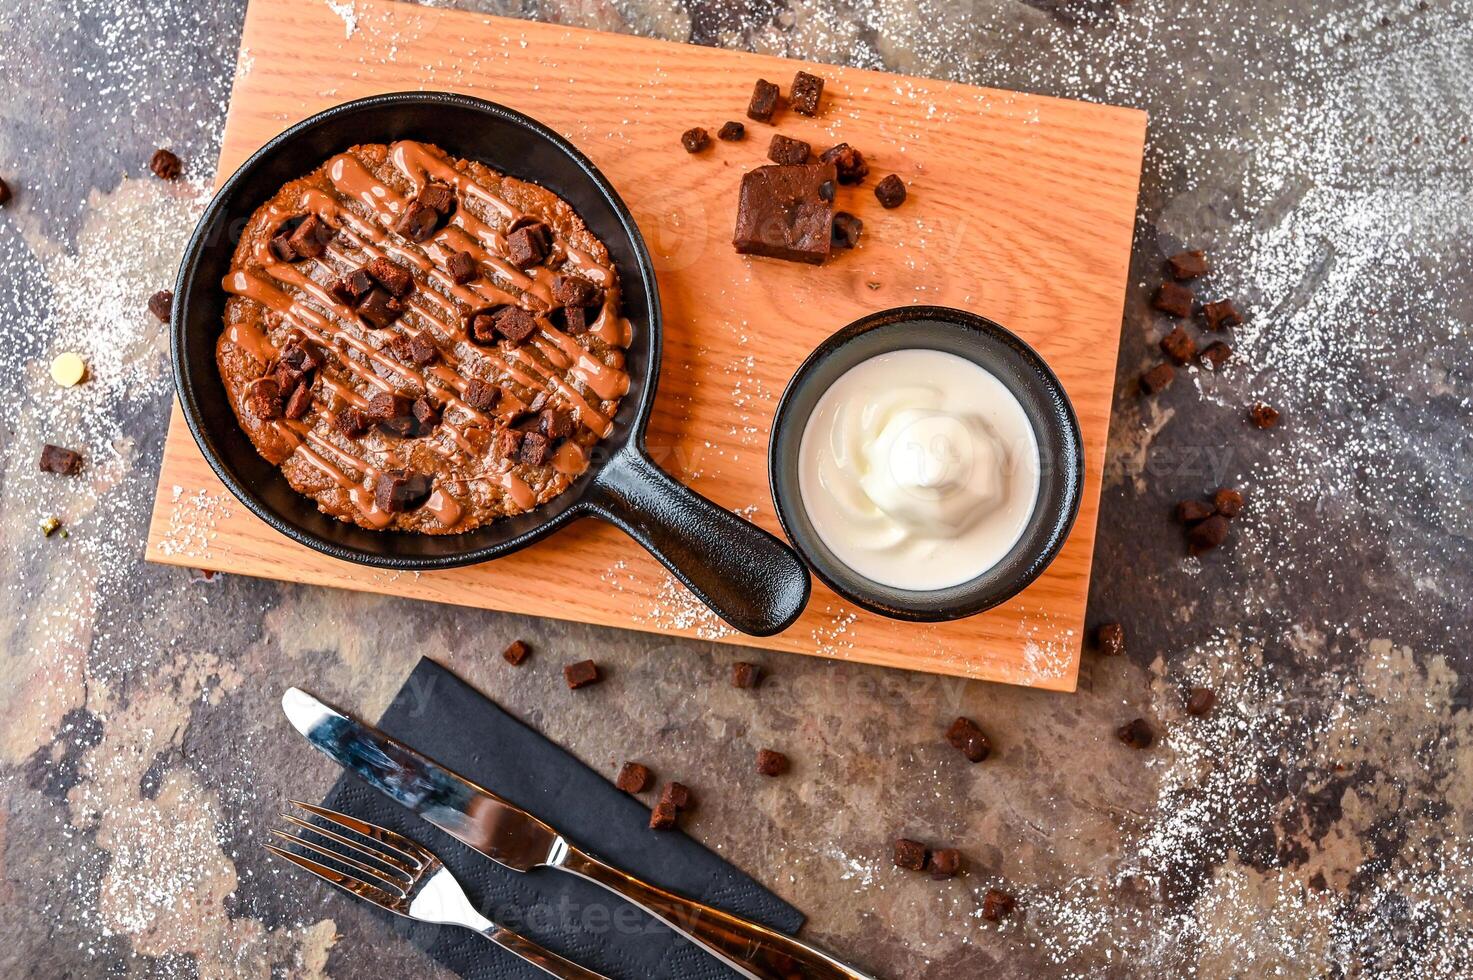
[768, 306, 1083, 622]
[172, 92, 810, 636]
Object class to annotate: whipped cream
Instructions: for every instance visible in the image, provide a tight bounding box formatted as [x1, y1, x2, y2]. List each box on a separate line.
[797, 349, 1041, 591]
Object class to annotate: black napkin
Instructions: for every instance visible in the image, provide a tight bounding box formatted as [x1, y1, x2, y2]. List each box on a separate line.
[319, 657, 805, 979]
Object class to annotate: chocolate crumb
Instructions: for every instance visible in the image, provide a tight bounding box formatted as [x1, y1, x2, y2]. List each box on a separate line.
[929, 848, 962, 880]
[564, 659, 601, 689]
[1095, 622, 1125, 657]
[1140, 362, 1175, 394]
[1152, 282, 1195, 318]
[982, 888, 1016, 921]
[39, 444, 84, 475]
[819, 143, 868, 185]
[649, 800, 679, 831]
[767, 134, 811, 165]
[1249, 402, 1281, 428]
[149, 148, 182, 180]
[893, 838, 928, 872]
[731, 661, 762, 689]
[945, 717, 991, 762]
[1188, 514, 1230, 554]
[831, 211, 863, 249]
[1202, 299, 1243, 331]
[1117, 718, 1155, 749]
[660, 782, 693, 810]
[616, 762, 652, 793]
[148, 290, 173, 323]
[1200, 340, 1233, 371]
[1160, 326, 1197, 364]
[756, 749, 789, 777]
[502, 639, 530, 665]
[789, 70, 824, 116]
[747, 78, 781, 122]
[1176, 499, 1215, 523]
[1185, 687, 1217, 717]
[874, 173, 907, 208]
[1213, 488, 1245, 518]
[1166, 249, 1209, 280]
[680, 127, 711, 154]
[717, 121, 745, 141]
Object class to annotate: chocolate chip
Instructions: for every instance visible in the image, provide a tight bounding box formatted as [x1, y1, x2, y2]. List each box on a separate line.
[790, 70, 824, 116]
[1249, 401, 1280, 428]
[756, 749, 789, 777]
[717, 120, 745, 141]
[731, 661, 762, 689]
[552, 274, 602, 309]
[374, 469, 432, 513]
[1160, 326, 1197, 364]
[1213, 488, 1245, 518]
[981, 888, 1016, 921]
[831, 211, 863, 249]
[394, 200, 439, 242]
[365, 257, 414, 297]
[874, 173, 907, 208]
[1166, 249, 1209, 280]
[1176, 499, 1215, 523]
[1152, 282, 1194, 318]
[287, 214, 334, 259]
[819, 143, 868, 185]
[283, 381, 314, 420]
[519, 430, 552, 466]
[494, 306, 539, 344]
[681, 127, 711, 153]
[501, 639, 530, 665]
[1199, 340, 1233, 371]
[893, 838, 928, 872]
[506, 222, 551, 268]
[329, 268, 374, 304]
[1117, 718, 1154, 749]
[357, 288, 404, 328]
[494, 427, 523, 460]
[616, 762, 652, 793]
[538, 408, 574, 440]
[747, 79, 781, 122]
[1095, 622, 1125, 657]
[649, 800, 679, 830]
[246, 377, 282, 419]
[0, 177, 11, 206]
[148, 290, 173, 323]
[659, 781, 692, 810]
[1188, 514, 1230, 554]
[1140, 362, 1175, 394]
[38, 444, 83, 475]
[446, 250, 478, 284]
[410, 396, 441, 433]
[463, 379, 499, 411]
[416, 181, 455, 215]
[334, 407, 371, 438]
[1202, 299, 1243, 331]
[945, 717, 991, 763]
[929, 848, 962, 880]
[1185, 687, 1217, 716]
[149, 148, 182, 180]
[767, 134, 811, 165]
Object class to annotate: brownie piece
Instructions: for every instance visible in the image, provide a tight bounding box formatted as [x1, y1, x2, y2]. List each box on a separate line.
[283, 381, 314, 420]
[681, 128, 711, 153]
[1140, 362, 1175, 394]
[1213, 488, 1245, 518]
[149, 148, 182, 180]
[831, 212, 863, 250]
[502, 639, 531, 665]
[39, 444, 83, 475]
[756, 749, 789, 777]
[506, 221, 552, 268]
[374, 470, 432, 513]
[732, 164, 836, 265]
[288, 214, 334, 259]
[416, 181, 456, 215]
[1152, 282, 1194, 318]
[538, 408, 574, 440]
[246, 378, 282, 419]
[1117, 718, 1155, 749]
[819, 143, 868, 184]
[552, 274, 602, 308]
[747, 79, 781, 122]
[789, 70, 824, 116]
[494, 428, 523, 460]
[365, 257, 413, 297]
[649, 800, 679, 831]
[269, 234, 298, 263]
[330, 268, 373, 304]
[394, 200, 439, 242]
[148, 290, 173, 323]
[462, 379, 499, 412]
[1177, 499, 1215, 523]
[494, 306, 538, 344]
[1188, 514, 1230, 554]
[659, 782, 692, 810]
[564, 659, 600, 689]
[767, 134, 811, 165]
[717, 121, 745, 141]
[1166, 249, 1209, 280]
[1095, 622, 1125, 657]
[410, 396, 441, 434]
[616, 762, 652, 793]
[893, 838, 928, 871]
[1200, 340, 1232, 371]
[1185, 687, 1217, 716]
[929, 848, 962, 880]
[982, 889, 1016, 921]
[519, 431, 552, 466]
[731, 661, 762, 689]
[334, 407, 371, 438]
[1249, 402, 1281, 428]
[945, 717, 991, 763]
[357, 288, 403, 328]
[1202, 299, 1243, 331]
[446, 250, 478, 284]
[874, 173, 906, 208]
[1160, 326, 1197, 365]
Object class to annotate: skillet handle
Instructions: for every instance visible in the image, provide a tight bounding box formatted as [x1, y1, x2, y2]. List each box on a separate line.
[583, 445, 810, 636]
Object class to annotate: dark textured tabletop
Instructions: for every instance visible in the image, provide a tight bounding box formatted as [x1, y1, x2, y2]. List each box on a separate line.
[2, 1, 1471, 977]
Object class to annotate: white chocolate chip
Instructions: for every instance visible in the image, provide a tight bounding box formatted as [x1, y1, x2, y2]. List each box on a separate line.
[50, 352, 87, 387]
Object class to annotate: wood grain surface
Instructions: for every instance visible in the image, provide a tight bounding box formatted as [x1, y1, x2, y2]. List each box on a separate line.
[144, 0, 1146, 690]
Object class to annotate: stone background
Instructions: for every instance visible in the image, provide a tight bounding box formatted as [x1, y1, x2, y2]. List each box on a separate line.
[2, 0, 1471, 977]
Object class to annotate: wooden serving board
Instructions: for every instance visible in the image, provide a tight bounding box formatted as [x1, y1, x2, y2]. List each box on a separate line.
[145, 0, 1145, 690]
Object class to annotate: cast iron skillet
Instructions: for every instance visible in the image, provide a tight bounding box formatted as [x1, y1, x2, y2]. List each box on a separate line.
[172, 92, 810, 636]
[768, 306, 1083, 622]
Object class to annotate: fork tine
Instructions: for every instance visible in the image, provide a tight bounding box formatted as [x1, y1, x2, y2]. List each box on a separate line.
[269, 829, 411, 894]
[264, 842, 405, 909]
[280, 812, 417, 880]
[288, 800, 431, 868]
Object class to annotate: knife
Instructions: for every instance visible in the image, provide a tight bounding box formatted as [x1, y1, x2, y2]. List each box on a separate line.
[283, 688, 878, 980]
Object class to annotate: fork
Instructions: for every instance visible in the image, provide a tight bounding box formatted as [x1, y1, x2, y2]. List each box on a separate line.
[266, 800, 609, 980]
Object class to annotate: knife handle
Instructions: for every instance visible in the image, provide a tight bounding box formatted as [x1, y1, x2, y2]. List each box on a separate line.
[555, 844, 878, 980]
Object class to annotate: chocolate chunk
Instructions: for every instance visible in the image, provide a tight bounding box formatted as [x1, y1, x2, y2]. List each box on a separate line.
[1176, 499, 1215, 523]
[519, 430, 552, 466]
[789, 70, 824, 116]
[893, 838, 928, 872]
[731, 661, 762, 689]
[494, 427, 523, 459]
[469, 311, 499, 344]
[767, 134, 811, 165]
[1117, 718, 1155, 749]
[506, 222, 551, 268]
[288, 214, 334, 259]
[1213, 488, 1245, 518]
[1166, 249, 1209, 280]
[273, 359, 305, 394]
[499, 639, 531, 666]
[149, 148, 182, 180]
[245, 378, 282, 419]
[1199, 340, 1233, 371]
[494, 306, 539, 344]
[148, 290, 173, 323]
[733, 163, 836, 265]
[1095, 622, 1125, 657]
[269, 234, 298, 262]
[831, 211, 863, 250]
[462, 379, 499, 412]
[1185, 687, 1217, 716]
[681, 127, 711, 153]
[445, 250, 478, 284]
[1153, 282, 1194, 318]
[659, 782, 692, 810]
[365, 257, 414, 297]
[945, 717, 991, 763]
[357, 288, 404, 328]
[819, 143, 868, 184]
[747, 78, 781, 122]
[717, 120, 745, 141]
[874, 173, 907, 208]
[550, 305, 590, 335]
[410, 396, 441, 433]
[929, 848, 962, 880]
[1188, 514, 1230, 554]
[981, 888, 1016, 921]
[38, 444, 83, 475]
[416, 181, 456, 215]
[1140, 362, 1175, 394]
[394, 200, 439, 242]
[1202, 299, 1243, 331]
[649, 800, 679, 831]
[374, 469, 432, 513]
[334, 407, 371, 438]
[756, 749, 789, 777]
[283, 381, 314, 420]
[1249, 401, 1280, 428]
[564, 659, 601, 689]
[329, 268, 374, 304]
[365, 390, 409, 422]
[552, 274, 602, 309]
[0, 177, 11, 206]
[1160, 326, 1197, 365]
[616, 762, 652, 793]
[538, 408, 574, 440]
[407, 332, 439, 366]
